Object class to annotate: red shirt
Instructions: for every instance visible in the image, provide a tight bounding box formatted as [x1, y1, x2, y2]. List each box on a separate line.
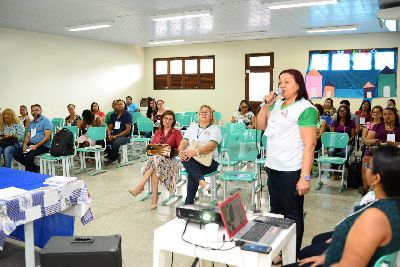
[150, 128, 182, 149]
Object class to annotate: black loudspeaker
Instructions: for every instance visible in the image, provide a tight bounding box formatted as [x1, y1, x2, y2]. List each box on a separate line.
[40, 235, 122, 267]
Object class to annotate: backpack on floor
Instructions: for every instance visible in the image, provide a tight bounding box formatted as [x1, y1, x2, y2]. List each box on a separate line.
[50, 128, 74, 157]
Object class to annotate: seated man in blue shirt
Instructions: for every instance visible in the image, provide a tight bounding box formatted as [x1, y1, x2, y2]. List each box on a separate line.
[13, 104, 52, 172]
[126, 96, 140, 113]
[105, 99, 132, 165]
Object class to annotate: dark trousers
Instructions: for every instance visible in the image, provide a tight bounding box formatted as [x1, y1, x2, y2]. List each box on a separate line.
[266, 168, 304, 258]
[13, 145, 49, 172]
[105, 136, 130, 161]
[183, 158, 219, 205]
[284, 231, 333, 267]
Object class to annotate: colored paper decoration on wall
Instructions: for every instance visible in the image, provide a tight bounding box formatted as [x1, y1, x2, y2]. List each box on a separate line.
[377, 66, 396, 98]
[305, 69, 323, 98]
[323, 84, 335, 97]
[363, 82, 375, 99]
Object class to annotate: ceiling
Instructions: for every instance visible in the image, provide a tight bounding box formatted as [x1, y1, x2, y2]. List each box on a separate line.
[0, 0, 397, 47]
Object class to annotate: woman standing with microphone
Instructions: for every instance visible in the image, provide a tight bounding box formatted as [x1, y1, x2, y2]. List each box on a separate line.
[257, 69, 317, 258]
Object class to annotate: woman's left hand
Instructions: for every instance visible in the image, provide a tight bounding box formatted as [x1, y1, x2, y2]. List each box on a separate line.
[298, 255, 325, 267]
[296, 177, 310, 196]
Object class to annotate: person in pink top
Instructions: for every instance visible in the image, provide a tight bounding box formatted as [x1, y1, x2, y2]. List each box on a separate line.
[128, 110, 182, 210]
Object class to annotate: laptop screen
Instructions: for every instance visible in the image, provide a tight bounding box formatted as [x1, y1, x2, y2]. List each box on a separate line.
[218, 192, 248, 239]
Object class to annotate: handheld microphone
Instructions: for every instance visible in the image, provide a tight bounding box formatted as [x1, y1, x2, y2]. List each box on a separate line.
[259, 88, 282, 107]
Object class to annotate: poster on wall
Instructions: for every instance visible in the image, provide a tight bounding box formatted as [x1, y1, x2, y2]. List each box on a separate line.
[377, 66, 396, 97]
[305, 69, 322, 98]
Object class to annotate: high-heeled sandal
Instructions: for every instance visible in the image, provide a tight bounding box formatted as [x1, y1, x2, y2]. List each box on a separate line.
[128, 186, 143, 197]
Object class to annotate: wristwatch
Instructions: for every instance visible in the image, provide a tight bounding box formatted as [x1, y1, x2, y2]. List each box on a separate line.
[303, 175, 311, 181]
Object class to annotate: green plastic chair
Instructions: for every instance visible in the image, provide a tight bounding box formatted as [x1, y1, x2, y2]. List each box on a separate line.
[130, 112, 143, 124]
[39, 127, 77, 177]
[76, 126, 107, 175]
[374, 250, 399, 267]
[220, 132, 244, 170]
[219, 142, 259, 209]
[243, 129, 262, 143]
[129, 120, 153, 159]
[176, 115, 192, 129]
[315, 132, 349, 192]
[224, 122, 246, 133]
[213, 111, 222, 125]
[51, 118, 64, 128]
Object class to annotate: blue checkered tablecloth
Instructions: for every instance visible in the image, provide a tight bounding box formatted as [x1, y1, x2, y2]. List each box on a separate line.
[0, 168, 93, 249]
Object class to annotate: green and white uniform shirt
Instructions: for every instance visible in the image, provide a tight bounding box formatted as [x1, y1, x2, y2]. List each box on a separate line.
[264, 98, 317, 171]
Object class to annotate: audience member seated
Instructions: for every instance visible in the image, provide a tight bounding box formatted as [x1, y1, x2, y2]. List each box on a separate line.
[146, 98, 156, 119]
[231, 99, 256, 129]
[0, 109, 25, 168]
[126, 95, 140, 112]
[13, 104, 52, 172]
[387, 98, 397, 111]
[128, 110, 182, 209]
[314, 104, 327, 151]
[91, 102, 105, 122]
[105, 100, 117, 125]
[360, 107, 400, 195]
[323, 98, 336, 117]
[355, 99, 371, 125]
[19, 105, 31, 128]
[77, 109, 102, 147]
[104, 99, 132, 165]
[329, 105, 356, 179]
[361, 105, 383, 155]
[153, 100, 166, 129]
[64, 104, 82, 126]
[287, 145, 400, 267]
[178, 105, 222, 205]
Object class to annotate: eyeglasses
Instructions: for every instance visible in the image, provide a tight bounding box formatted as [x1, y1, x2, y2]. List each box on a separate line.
[200, 111, 210, 115]
[163, 117, 174, 121]
[372, 111, 381, 114]
[339, 110, 347, 113]
[240, 106, 249, 109]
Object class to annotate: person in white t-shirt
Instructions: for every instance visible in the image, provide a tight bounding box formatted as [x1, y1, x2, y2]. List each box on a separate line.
[178, 105, 222, 205]
[257, 69, 317, 259]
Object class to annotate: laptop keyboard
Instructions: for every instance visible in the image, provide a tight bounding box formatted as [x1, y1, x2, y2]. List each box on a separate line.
[241, 223, 271, 242]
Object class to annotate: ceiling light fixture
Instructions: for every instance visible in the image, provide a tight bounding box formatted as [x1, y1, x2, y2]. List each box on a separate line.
[150, 10, 211, 21]
[306, 24, 357, 33]
[265, 0, 338, 10]
[66, 22, 113, 32]
[148, 39, 185, 45]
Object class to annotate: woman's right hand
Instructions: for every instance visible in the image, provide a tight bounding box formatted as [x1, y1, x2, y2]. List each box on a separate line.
[261, 92, 278, 108]
[298, 255, 326, 267]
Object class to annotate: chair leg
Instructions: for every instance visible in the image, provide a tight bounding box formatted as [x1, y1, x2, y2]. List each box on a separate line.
[338, 164, 345, 192]
[223, 181, 227, 200]
[315, 162, 323, 190]
[251, 181, 256, 210]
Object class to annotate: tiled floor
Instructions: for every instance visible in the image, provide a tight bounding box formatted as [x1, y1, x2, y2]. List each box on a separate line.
[0, 157, 360, 267]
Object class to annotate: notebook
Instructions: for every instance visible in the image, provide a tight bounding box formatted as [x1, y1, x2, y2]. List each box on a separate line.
[218, 192, 282, 246]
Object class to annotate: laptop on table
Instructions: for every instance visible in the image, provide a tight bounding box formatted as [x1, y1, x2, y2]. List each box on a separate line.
[218, 192, 282, 246]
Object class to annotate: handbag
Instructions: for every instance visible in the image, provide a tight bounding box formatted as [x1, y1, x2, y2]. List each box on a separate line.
[187, 140, 214, 167]
[0, 136, 18, 148]
[146, 144, 172, 157]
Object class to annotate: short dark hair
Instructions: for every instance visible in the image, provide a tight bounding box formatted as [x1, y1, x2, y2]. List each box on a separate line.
[238, 100, 252, 113]
[325, 98, 334, 106]
[160, 110, 176, 130]
[314, 104, 324, 116]
[126, 96, 132, 100]
[115, 99, 127, 110]
[31, 104, 41, 109]
[20, 105, 29, 115]
[279, 69, 308, 101]
[388, 99, 396, 106]
[67, 104, 75, 109]
[371, 145, 400, 198]
[340, 100, 350, 107]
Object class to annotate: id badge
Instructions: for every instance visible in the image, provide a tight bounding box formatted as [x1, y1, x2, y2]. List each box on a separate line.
[31, 128, 37, 138]
[114, 121, 121, 130]
[387, 133, 395, 142]
[359, 117, 365, 125]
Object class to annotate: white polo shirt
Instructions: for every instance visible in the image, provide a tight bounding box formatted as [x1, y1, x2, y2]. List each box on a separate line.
[183, 124, 222, 159]
[264, 98, 317, 171]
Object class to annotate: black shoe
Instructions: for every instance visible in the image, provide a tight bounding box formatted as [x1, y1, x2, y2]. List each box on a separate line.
[104, 159, 114, 166]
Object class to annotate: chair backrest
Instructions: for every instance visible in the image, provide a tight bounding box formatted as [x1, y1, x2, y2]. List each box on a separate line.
[225, 122, 246, 133]
[321, 115, 332, 126]
[374, 250, 399, 267]
[213, 111, 222, 121]
[221, 132, 244, 150]
[184, 112, 197, 122]
[177, 115, 192, 127]
[226, 142, 259, 162]
[51, 118, 64, 128]
[130, 112, 143, 124]
[321, 132, 349, 149]
[137, 120, 154, 133]
[87, 126, 106, 141]
[243, 129, 262, 143]
[137, 117, 150, 123]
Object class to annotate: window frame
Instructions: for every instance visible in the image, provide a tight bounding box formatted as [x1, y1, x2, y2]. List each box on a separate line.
[153, 55, 215, 90]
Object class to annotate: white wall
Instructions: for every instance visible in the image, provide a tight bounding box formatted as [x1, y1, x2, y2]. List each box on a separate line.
[0, 27, 145, 118]
[144, 32, 400, 123]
